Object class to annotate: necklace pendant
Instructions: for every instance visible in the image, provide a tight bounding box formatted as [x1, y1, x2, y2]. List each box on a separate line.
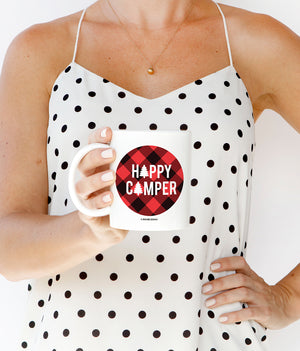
[147, 67, 155, 75]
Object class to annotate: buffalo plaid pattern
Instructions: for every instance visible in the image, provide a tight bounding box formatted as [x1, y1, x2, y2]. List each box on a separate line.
[116, 145, 184, 216]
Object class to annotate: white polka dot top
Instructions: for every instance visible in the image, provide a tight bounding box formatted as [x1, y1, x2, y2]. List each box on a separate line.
[18, 2, 269, 351]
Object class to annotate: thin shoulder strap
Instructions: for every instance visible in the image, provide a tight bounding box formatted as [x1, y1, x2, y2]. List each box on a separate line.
[72, 8, 87, 63]
[213, 2, 233, 66]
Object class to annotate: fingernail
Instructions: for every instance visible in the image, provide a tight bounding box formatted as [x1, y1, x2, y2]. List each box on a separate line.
[101, 171, 114, 182]
[211, 263, 221, 271]
[101, 149, 113, 159]
[219, 316, 228, 323]
[101, 128, 107, 138]
[205, 298, 216, 307]
[102, 194, 112, 203]
[202, 284, 212, 293]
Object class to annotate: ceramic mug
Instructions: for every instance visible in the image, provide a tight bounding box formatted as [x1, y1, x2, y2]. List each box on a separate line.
[68, 130, 191, 231]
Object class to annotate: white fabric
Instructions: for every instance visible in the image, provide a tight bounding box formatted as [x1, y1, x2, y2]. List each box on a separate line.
[18, 2, 269, 350]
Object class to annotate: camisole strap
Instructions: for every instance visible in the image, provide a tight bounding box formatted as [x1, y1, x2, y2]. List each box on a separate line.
[213, 1, 233, 67]
[72, 8, 87, 63]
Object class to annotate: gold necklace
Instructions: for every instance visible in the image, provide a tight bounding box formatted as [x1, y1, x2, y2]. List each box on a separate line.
[105, 0, 195, 75]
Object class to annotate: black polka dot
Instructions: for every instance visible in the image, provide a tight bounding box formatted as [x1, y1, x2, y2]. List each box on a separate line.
[222, 332, 230, 340]
[164, 107, 173, 114]
[64, 290, 71, 298]
[185, 291, 193, 299]
[21, 342, 28, 349]
[172, 235, 180, 244]
[209, 93, 216, 99]
[207, 160, 215, 167]
[224, 109, 231, 115]
[79, 272, 87, 280]
[229, 225, 235, 233]
[195, 79, 202, 85]
[139, 311, 146, 319]
[210, 123, 218, 131]
[156, 255, 165, 263]
[104, 106, 112, 113]
[208, 310, 215, 318]
[53, 85, 58, 91]
[119, 123, 127, 129]
[231, 166, 237, 174]
[126, 254, 134, 262]
[65, 66, 71, 73]
[215, 237, 220, 245]
[63, 94, 69, 101]
[53, 311, 59, 319]
[191, 178, 198, 186]
[108, 310, 116, 318]
[134, 107, 143, 114]
[238, 129, 243, 137]
[180, 124, 188, 130]
[194, 141, 201, 149]
[118, 91, 126, 98]
[88, 122, 96, 129]
[53, 114, 58, 121]
[76, 78, 82, 84]
[155, 292, 163, 300]
[208, 274, 215, 281]
[232, 247, 238, 254]
[178, 93, 186, 99]
[236, 98, 242, 105]
[149, 123, 157, 130]
[186, 254, 194, 262]
[110, 273, 118, 281]
[204, 197, 211, 205]
[123, 330, 130, 337]
[74, 105, 82, 112]
[61, 125, 67, 133]
[223, 143, 230, 151]
[73, 140, 80, 148]
[169, 311, 177, 319]
[245, 338, 252, 345]
[38, 300, 44, 307]
[124, 291, 132, 299]
[92, 329, 100, 337]
[195, 107, 203, 114]
[142, 235, 150, 243]
[140, 273, 148, 281]
[94, 291, 102, 299]
[153, 330, 161, 338]
[189, 216, 196, 224]
[183, 330, 191, 338]
[88, 91, 96, 97]
[224, 81, 230, 87]
[202, 235, 207, 243]
[63, 329, 70, 337]
[170, 273, 178, 281]
[78, 309, 86, 318]
[223, 202, 229, 209]
[29, 321, 35, 328]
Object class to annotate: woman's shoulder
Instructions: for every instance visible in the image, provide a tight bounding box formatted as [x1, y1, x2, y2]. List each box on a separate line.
[3, 10, 84, 93]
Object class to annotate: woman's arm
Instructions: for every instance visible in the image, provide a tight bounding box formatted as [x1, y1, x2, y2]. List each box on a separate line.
[0, 23, 126, 281]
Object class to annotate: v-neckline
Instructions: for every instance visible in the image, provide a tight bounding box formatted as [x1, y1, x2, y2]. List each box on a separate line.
[70, 61, 236, 102]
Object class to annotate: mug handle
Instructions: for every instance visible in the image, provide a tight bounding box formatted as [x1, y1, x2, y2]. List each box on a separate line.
[68, 143, 112, 217]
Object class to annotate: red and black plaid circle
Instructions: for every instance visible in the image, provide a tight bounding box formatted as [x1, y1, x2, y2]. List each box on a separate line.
[116, 145, 184, 216]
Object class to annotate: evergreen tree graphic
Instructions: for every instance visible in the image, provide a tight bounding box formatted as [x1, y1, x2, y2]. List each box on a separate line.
[133, 181, 143, 196]
[140, 165, 149, 178]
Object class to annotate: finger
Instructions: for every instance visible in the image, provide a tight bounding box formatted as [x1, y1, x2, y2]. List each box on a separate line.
[202, 273, 255, 295]
[88, 126, 112, 144]
[77, 147, 116, 177]
[218, 306, 268, 328]
[75, 170, 115, 199]
[204, 286, 260, 309]
[210, 256, 254, 277]
[83, 190, 113, 210]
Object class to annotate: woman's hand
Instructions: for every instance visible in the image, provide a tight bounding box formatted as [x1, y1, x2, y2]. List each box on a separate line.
[202, 256, 294, 330]
[76, 126, 128, 247]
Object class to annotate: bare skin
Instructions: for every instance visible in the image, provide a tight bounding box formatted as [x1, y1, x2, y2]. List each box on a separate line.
[0, 0, 299, 330]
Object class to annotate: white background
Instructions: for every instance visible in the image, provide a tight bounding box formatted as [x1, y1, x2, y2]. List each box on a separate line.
[0, 0, 299, 350]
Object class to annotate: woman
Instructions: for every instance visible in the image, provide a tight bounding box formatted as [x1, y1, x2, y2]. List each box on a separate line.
[0, 0, 299, 350]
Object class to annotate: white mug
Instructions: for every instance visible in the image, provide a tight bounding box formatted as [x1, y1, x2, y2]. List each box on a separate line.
[68, 130, 191, 231]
